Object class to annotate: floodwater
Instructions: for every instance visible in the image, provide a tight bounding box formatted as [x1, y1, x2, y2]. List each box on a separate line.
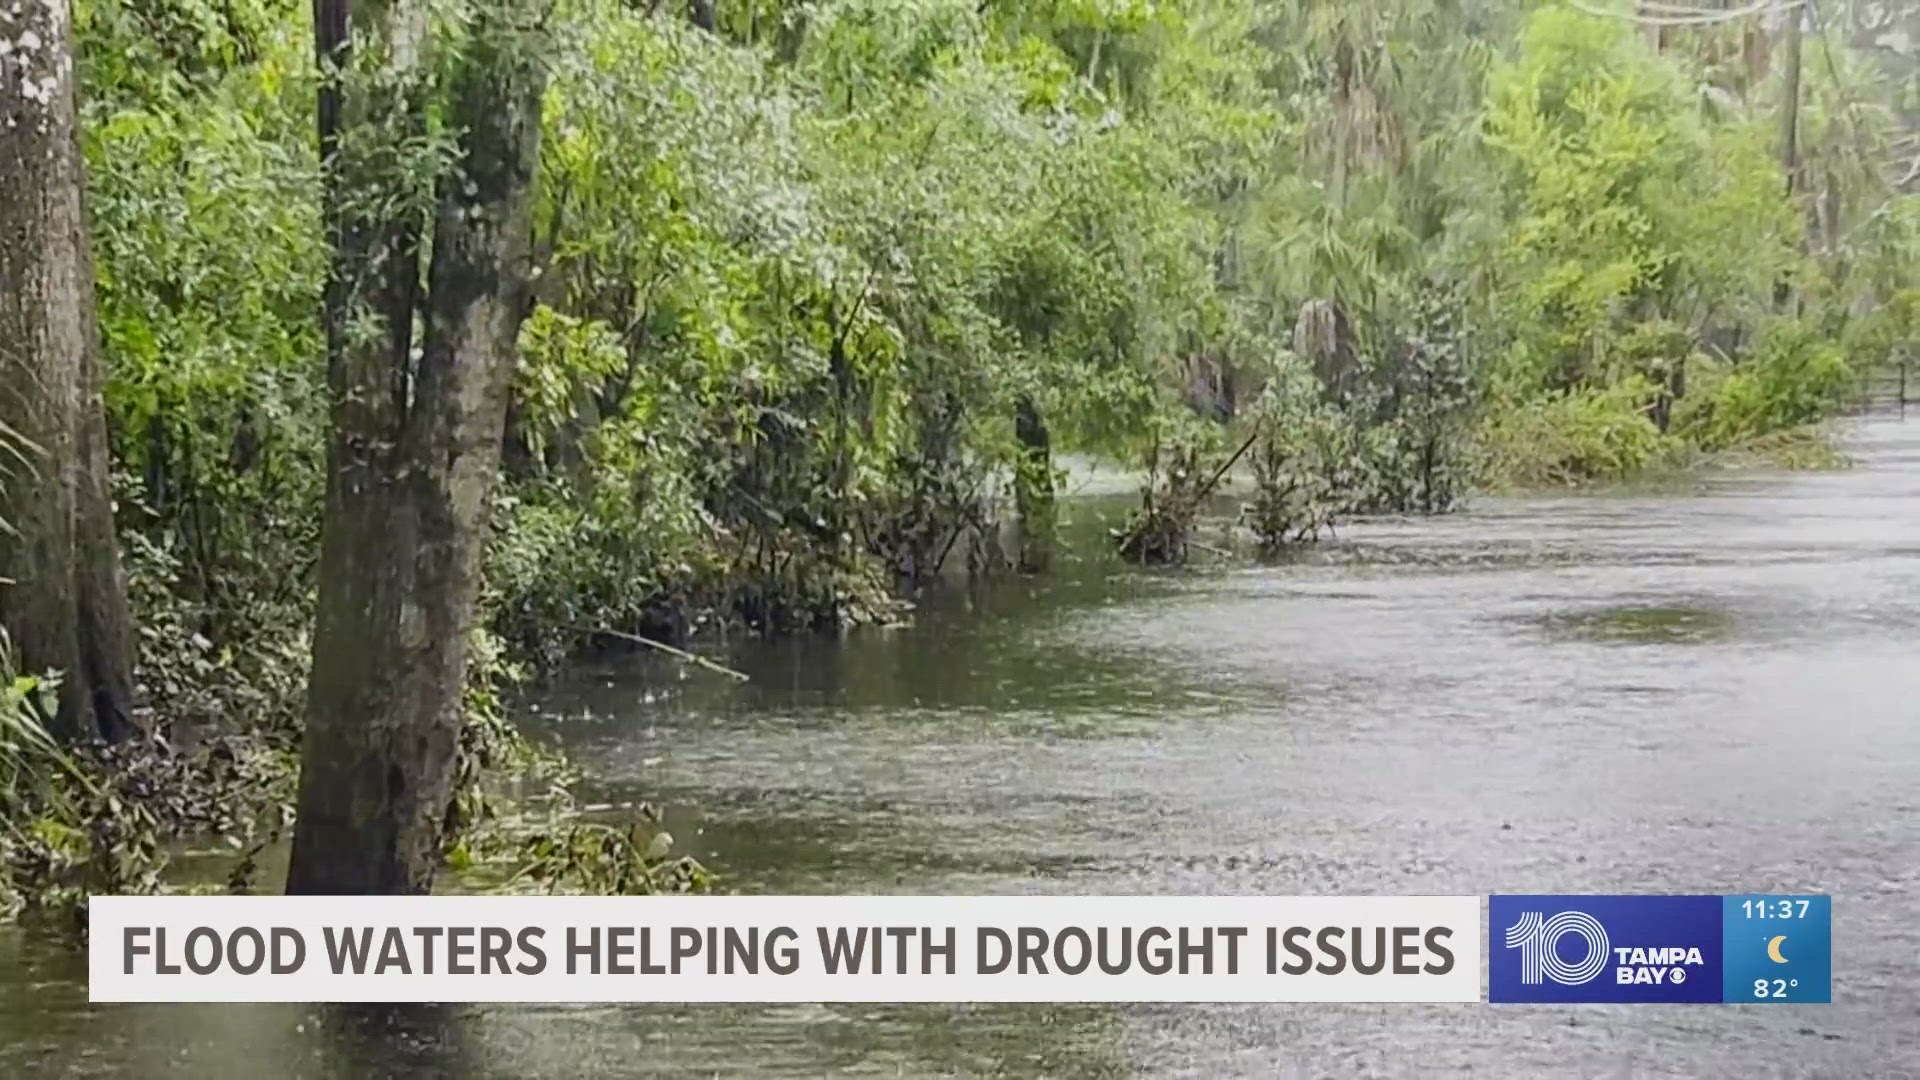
[4, 413, 1918, 1078]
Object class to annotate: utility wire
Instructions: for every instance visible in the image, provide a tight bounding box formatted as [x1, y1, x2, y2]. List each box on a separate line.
[1566, 0, 1806, 27]
[1635, 0, 1775, 15]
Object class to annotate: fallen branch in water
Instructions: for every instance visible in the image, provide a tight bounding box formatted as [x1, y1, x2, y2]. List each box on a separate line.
[1193, 428, 1262, 507]
[588, 628, 751, 682]
[1117, 426, 1262, 565]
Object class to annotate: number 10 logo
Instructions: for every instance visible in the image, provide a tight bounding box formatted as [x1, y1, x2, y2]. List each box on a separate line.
[1504, 911, 1611, 986]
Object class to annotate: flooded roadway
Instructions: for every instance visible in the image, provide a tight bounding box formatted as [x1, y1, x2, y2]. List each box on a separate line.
[3, 413, 1917, 1077]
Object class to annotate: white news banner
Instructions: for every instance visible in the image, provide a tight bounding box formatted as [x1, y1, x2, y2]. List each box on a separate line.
[91, 894, 1481, 1003]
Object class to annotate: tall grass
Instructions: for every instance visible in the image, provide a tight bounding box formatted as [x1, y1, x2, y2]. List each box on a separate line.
[0, 417, 40, 544]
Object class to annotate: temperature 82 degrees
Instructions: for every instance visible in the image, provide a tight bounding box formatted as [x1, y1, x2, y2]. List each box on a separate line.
[1722, 895, 1831, 1004]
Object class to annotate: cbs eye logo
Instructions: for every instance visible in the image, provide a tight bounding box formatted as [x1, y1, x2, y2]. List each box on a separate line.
[1503, 911, 1610, 986]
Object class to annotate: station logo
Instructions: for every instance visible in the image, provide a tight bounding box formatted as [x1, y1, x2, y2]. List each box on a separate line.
[1489, 895, 1722, 1003]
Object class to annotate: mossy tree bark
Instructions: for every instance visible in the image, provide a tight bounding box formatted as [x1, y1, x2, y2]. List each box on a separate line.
[286, 0, 549, 895]
[0, 0, 141, 744]
[1012, 396, 1054, 574]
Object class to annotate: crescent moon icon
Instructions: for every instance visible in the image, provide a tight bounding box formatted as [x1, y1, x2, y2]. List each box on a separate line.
[1767, 935, 1789, 964]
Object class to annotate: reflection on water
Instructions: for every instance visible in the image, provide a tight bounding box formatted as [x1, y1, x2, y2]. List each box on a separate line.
[1534, 602, 1738, 644]
[5, 416, 1920, 1076]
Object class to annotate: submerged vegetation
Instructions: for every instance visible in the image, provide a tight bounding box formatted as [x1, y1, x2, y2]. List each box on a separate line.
[0, 0, 1913, 914]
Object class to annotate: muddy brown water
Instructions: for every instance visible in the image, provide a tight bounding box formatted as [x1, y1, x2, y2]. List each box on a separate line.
[3, 415, 1917, 1077]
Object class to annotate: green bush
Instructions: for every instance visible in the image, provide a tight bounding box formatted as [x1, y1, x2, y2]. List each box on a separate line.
[1675, 321, 1852, 450]
[1477, 376, 1678, 486]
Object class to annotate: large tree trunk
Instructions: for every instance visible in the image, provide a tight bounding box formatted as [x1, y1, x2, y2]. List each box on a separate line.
[286, 0, 548, 896]
[0, 0, 141, 744]
[1012, 396, 1053, 574]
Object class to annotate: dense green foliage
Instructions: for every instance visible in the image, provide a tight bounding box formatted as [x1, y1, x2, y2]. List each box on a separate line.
[70, 0, 1917, 625]
[1, 0, 1911, 912]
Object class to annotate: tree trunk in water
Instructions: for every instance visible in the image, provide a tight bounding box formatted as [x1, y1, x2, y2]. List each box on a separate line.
[286, 0, 548, 896]
[1012, 396, 1053, 575]
[0, 0, 141, 744]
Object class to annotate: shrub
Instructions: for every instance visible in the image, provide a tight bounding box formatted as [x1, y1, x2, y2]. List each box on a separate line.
[1477, 376, 1678, 486]
[1675, 321, 1852, 450]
